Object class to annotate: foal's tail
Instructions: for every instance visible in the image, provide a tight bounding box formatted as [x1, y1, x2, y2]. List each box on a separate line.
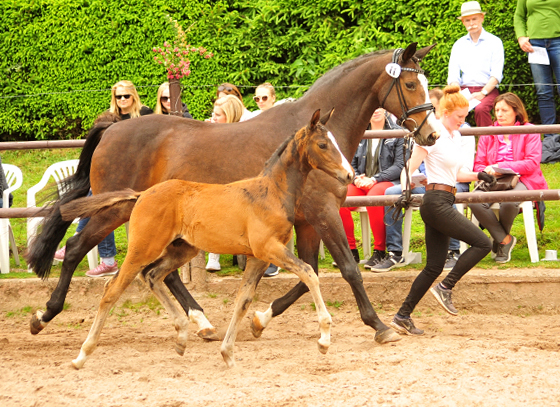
[25, 121, 115, 279]
[60, 190, 140, 222]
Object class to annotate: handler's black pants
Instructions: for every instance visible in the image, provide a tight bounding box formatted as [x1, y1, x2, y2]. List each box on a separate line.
[398, 190, 491, 317]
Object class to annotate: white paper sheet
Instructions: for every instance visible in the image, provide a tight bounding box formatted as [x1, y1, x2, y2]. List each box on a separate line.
[528, 46, 550, 65]
[461, 88, 481, 112]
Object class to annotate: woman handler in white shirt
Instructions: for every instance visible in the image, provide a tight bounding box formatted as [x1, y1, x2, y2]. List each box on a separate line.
[390, 84, 495, 336]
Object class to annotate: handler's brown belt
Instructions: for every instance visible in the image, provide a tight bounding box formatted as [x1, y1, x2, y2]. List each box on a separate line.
[425, 183, 457, 195]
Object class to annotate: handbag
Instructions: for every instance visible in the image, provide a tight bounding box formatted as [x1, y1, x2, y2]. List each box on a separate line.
[476, 174, 519, 192]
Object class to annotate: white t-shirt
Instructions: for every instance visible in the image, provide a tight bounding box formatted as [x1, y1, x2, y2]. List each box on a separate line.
[417, 122, 463, 187]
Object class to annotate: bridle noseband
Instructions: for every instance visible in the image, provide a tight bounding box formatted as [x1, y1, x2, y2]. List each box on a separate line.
[380, 48, 434, 135]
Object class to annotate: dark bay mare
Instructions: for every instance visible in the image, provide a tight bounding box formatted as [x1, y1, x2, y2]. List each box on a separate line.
[27, 43, 438, 344]
[63, 110, 352, 369]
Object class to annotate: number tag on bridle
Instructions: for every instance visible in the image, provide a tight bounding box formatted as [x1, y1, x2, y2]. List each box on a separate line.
[385, 63, 401, 78]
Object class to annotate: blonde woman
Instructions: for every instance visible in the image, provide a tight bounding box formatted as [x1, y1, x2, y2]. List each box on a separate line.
[205, 94, 245, 272]
[109, 80, 152, 119]
[155, 82, 193, 118]
[210, 95, 244, 124]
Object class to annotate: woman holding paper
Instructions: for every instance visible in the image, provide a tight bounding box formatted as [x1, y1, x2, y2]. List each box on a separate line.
[514, 0, 560, 140]
[469, 92, 548, 263]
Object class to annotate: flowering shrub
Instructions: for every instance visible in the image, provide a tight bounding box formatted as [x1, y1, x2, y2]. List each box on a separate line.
[153, 16, 213, 80]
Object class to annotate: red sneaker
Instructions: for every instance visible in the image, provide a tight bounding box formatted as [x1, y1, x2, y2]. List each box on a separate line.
[54, 246, 66, 261]
[86, 261, 119, 278]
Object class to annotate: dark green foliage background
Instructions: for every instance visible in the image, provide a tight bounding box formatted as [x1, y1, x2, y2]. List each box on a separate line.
[0, 0, 542, 140]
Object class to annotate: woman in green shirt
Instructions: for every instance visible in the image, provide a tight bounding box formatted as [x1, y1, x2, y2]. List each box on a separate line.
[514, 0, 560, 144]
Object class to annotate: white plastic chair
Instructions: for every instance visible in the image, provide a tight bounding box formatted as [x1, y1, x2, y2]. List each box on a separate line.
[0, 164, 23, 274]
[27, 160, 99, 271]
[471, 201, 539, 263]
[351, 207, 372, 261]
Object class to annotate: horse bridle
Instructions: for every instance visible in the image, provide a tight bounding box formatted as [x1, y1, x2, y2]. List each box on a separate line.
[380, 48, 434, 132]
[380, 48, 436, 224]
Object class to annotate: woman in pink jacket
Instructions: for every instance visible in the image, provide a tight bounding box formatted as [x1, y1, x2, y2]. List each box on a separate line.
[470, 92, 548, 263]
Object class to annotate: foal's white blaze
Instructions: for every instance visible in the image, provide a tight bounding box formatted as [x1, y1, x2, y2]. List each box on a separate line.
[418, 74, 440, 133]
[327, 131, 354, 175]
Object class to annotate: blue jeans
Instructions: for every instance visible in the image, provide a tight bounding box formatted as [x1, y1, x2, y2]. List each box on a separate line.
[448, 182, 471, 251]
[76, 191, 116, 258]
[529, 37, 560, 137]
[384, 184, 426, 253]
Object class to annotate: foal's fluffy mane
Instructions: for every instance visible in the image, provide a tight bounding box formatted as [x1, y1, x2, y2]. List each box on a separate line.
[262, 130, 298, 172]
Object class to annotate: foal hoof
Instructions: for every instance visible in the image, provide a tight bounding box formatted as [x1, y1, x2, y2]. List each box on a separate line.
[196, 328, 220, 342]
[175, 343, 186, 356]
[250, 315, 264, 338]
[30, 311, 47, 335]
[317, 341, 330, 355]
[374, 327, 402, 344]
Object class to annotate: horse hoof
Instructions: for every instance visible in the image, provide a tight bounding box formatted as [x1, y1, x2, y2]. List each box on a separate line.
[317, 341, 330, 355]
[221, 351, 235, 368]
[374, 328, 402, 344]
[196, 328, 220, 342]
[175, 343, 186, 356]
[30, 311, 47, 335]
[250, 315, 264, 338]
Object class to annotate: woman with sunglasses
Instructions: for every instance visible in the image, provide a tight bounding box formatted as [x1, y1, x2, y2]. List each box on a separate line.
[253, 82, 276, 112]
[54, 80, 152, 278]
[109, 80, 152, 119]
[154, 82, 193, 118]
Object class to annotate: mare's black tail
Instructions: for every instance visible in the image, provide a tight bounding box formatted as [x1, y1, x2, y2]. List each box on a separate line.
[25, 121, 114, 279]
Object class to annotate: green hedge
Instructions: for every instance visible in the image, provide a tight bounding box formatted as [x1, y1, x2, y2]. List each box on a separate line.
[0, 0, 546, 140]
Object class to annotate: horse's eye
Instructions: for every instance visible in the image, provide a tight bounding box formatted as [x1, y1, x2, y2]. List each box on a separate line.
[319, 143, 327, 149]
[405, 82, 416, 91]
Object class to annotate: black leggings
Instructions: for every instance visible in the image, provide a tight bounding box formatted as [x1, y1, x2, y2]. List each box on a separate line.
[398, 190, 491, 317]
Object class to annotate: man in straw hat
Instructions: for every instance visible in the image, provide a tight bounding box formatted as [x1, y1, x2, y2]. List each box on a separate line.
[448, 1, 504, 127]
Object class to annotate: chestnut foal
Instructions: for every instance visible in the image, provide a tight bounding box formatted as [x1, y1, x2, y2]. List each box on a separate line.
[62, 110, 353, 369]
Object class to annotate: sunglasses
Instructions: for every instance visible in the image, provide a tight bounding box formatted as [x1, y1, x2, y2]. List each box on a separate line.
[253, 95, 268, 103]
[115, 94, 131, 100]
[161, 96, 170, 103]
[217, 85, 234, 93]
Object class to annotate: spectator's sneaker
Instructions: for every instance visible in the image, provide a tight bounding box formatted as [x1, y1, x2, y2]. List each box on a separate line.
[495, 236, 517, 263]
[364, 250, 386, 270]
[205, 253, 221, 272]
[369, 252, 404, 272]
[390, 315, 424, 336]
[54, 246, 66, 261]
[443, 251, 460, 271]
[332, 248, 360, 268]
[430, 283, 458, 316]
[264, 264, 279, 277]
[86, 261, 119, 278]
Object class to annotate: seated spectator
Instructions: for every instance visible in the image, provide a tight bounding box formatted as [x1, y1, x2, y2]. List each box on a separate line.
[469, 92, 548, 263]
[154, 82, 193, 118]
[205, 95, 245, 272]
[430, 88, 476, 270]
[215, 83, 253, 121]
[338, 108, 404, 269]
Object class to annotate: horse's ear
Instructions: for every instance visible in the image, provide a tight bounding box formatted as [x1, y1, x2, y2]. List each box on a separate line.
[310, 109, 321, 129]
[414, 44, 436, 62]
[400, 42, 418, 63]
[320, 108, 335, 125]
